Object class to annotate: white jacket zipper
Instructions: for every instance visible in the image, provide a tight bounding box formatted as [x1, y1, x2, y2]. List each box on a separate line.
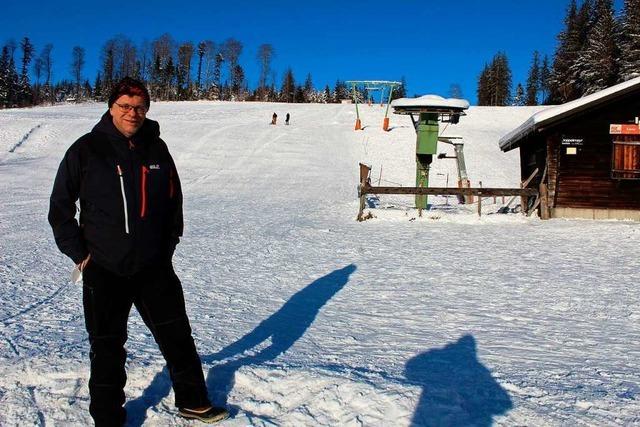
[116, 165, 130, 234]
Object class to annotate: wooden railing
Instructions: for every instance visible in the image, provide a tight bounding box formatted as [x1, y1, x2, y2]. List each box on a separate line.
[357, 163, 540, 221]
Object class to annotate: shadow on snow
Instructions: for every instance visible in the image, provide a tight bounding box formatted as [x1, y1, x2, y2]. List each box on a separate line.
[405, 334, 513, 427]
[124, 268, 512, 426]
[125, 264, 356, 426]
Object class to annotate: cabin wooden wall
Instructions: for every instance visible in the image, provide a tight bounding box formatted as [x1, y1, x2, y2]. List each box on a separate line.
[522, 94, 640, 210]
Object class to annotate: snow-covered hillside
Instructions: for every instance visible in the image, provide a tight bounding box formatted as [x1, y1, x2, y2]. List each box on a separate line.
[0, 102, 638, 426]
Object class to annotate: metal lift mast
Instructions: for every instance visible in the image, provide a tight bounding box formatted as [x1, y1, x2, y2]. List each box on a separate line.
[391, 95, 470, 209]
[345, 80, 402, 131]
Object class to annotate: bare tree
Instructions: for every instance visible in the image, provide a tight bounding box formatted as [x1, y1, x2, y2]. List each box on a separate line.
[103, 35, 137, 79]
[99, 35, 137, 89]
[33, 57, 43, 85]
[222, 38, 242, 83]
[71, 46, 85, 97]
[39, 44, 54, 102]
[101, 40, 116, 92]
[119, 37, 137, 78]
[151, 33, 175, 98]
[200, 40, 216, 91]
[177, 42, 194, 99]
[256, 44, 274, 100]
[138, 40, 152, 82]
[152, 33, 174, 66]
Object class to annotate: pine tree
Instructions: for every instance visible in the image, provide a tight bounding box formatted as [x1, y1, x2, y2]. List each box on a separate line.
[212, 52, 223, 100]
[94, 72, 102, 100]
[231, 64, 245, 100]
[220, 81, 231, 101]
[5, 42, 20, 107]
[0, 46, 9, 108]
[477, 64, 491, 106]
[196, 41, 206, 95]
[525, 51, 540, 105]
[150, 55, 162, 99]
[8, 57, 20, 107]
[163, 57, 175, 100]
[539, 55, 552, 104]
[393, 77, 407, 100]
[550, 0, 582, 102]
[333, 80, 348, 103]
[294, 85, 305, 103]
[281, 68, 295, 102]
[303, 73, 314, 102]
[513, 83, 525, 106]
[267, 82, 277, 102]
[577, 0, 620, 94]
[476, 53, 512, 106]
[493, 52, 512, 105]
[83, 80, 92, 99]
[323, 85, 332, 103]
[619, 0, 640, 80]
[18, 37, 34, 106]
[102, 46, 115, 95]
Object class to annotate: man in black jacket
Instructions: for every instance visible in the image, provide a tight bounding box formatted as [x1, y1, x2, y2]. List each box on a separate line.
[48, 77, 227, 425]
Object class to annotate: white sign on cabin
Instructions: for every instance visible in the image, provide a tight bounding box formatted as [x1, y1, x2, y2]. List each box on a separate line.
[561, 136, 584, 155]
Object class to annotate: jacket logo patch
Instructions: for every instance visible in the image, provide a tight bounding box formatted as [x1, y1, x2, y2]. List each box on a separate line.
[149, 164, 160, 170]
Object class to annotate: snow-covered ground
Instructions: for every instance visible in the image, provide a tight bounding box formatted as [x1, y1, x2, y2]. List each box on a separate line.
[0, 101, 638, 426]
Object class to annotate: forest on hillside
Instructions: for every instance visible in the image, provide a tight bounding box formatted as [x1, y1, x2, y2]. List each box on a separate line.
[0, 33, 407, 109]
[2, 0, 639, 109]
[477, 0, 640, 106]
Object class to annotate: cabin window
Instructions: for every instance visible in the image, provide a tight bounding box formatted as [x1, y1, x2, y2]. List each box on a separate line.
[611, 140, 640, 179]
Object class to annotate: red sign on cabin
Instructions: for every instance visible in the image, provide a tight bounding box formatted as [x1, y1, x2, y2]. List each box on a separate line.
[610, 124, 640, 135]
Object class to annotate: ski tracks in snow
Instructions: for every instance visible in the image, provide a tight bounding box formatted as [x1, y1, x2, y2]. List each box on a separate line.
[1, 103, 640, 426]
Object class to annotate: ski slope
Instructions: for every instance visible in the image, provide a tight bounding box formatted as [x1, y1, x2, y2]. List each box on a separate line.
[0, 101, 638, 426]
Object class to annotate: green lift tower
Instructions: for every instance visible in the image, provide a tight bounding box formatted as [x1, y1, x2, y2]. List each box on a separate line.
[391, 95, 469, 209]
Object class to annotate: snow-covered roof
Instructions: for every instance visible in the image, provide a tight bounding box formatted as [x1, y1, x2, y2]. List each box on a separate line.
[499, 76, 640, 152]
[392, 95, 470, 111]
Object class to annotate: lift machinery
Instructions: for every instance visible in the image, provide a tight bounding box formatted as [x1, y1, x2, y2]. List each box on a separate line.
[391, 95, 470, 209]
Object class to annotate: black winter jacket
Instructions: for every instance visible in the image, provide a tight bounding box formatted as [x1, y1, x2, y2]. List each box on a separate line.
[48, 112, 183, 276]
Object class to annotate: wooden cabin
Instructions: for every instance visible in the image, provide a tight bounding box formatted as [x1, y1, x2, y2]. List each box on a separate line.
[499, 77, 640, 220]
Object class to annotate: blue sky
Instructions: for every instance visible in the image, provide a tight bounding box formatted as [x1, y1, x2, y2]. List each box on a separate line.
[1, 0, 626, 104]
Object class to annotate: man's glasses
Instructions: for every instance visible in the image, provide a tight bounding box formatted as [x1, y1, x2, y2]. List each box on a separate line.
[114, 102, 148, 115]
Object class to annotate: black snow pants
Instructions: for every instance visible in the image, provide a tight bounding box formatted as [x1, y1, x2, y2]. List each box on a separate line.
[82, 260, 209, 426]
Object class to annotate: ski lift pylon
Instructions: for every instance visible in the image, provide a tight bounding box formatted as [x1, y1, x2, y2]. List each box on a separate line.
[345, 80, 402, 131]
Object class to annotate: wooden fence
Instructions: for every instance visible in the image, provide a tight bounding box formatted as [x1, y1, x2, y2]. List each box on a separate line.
[357, 163, 541, 221]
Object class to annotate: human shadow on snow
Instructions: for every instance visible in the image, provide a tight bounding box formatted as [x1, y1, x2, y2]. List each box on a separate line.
[404, 334, 512, 427]
[125, 264, 356, 426]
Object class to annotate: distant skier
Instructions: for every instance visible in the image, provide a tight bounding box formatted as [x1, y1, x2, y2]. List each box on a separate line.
[285, 113, 290, 125]
[271, 112, 277, 125]
[48, 77, 228, 425]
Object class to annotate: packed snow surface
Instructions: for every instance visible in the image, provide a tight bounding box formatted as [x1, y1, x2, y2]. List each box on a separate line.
[0, 101, 638, 426]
